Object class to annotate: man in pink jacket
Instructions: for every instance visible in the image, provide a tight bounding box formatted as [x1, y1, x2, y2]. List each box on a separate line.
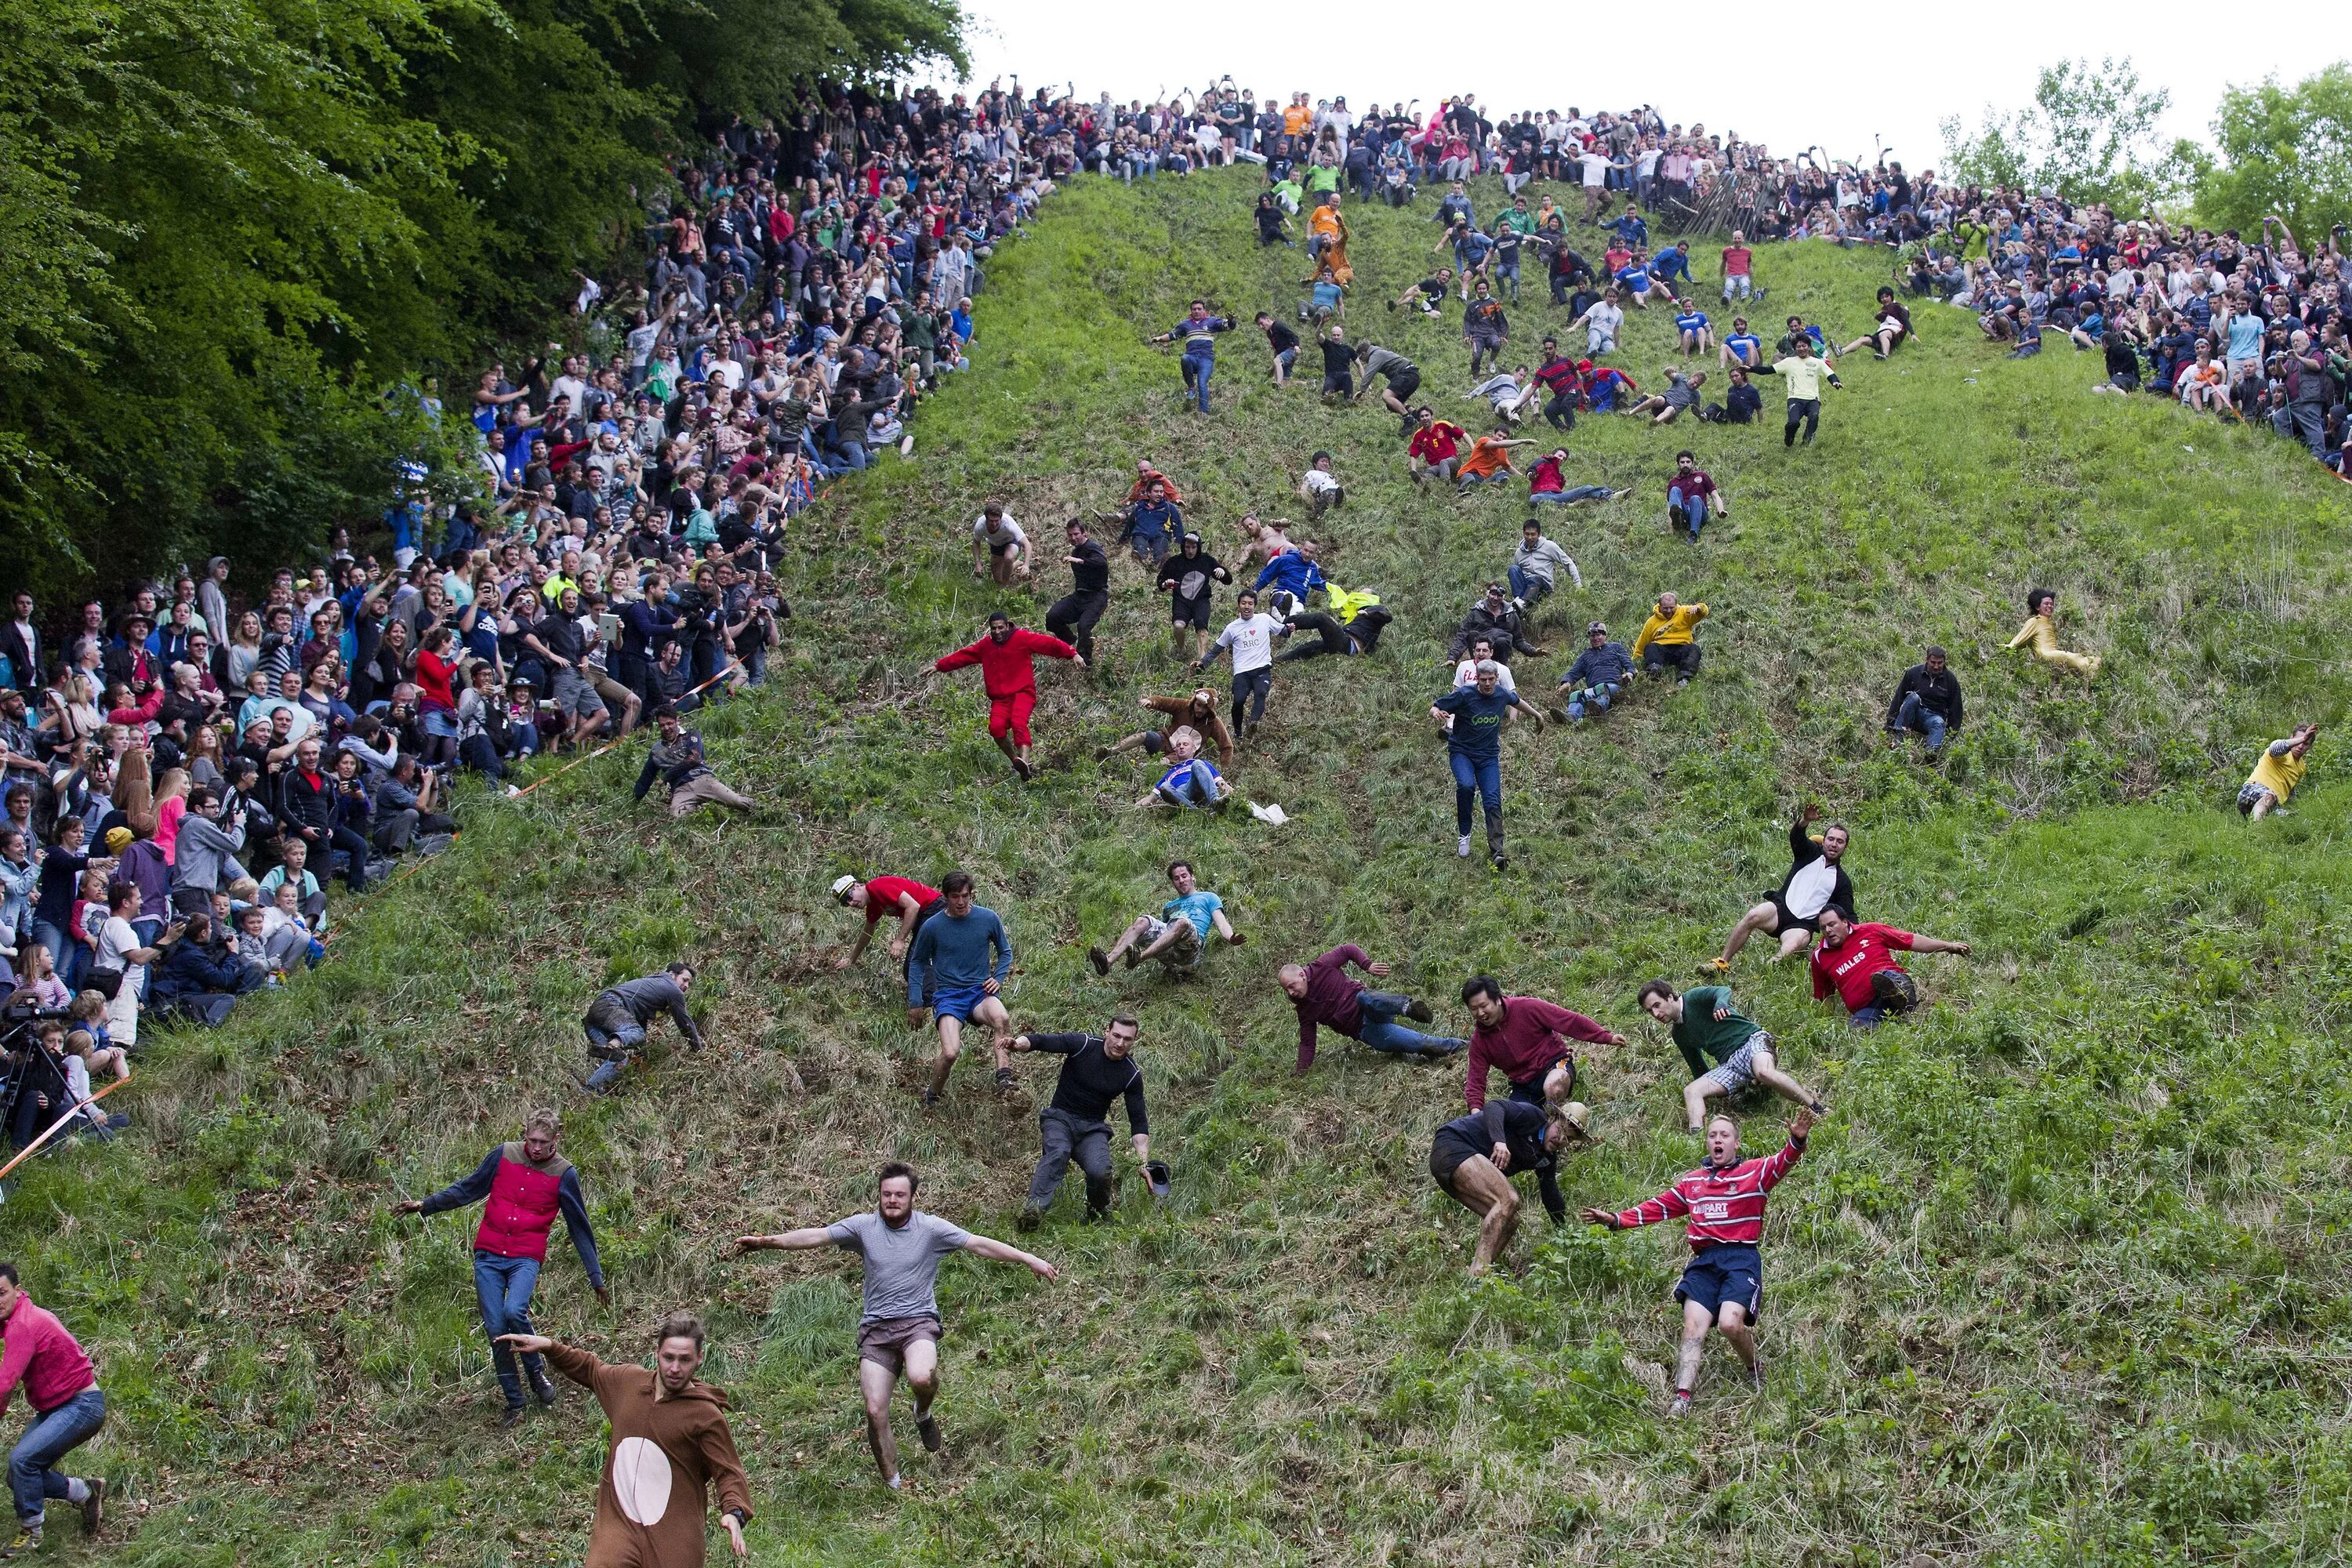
[0, 1263, 105, 1555]
[933, 611, 1082, 781]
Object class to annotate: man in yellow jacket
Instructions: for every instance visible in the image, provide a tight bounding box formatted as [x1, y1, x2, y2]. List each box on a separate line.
[2239, 724, 2317, 819]
[1632, 593, 1709, 684]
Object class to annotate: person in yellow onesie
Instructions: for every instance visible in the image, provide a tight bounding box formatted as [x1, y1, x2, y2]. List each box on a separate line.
[1632, 593, 1710, 684]
[2005, 588, 2100, 682]
[499, 1314, 752, 1565]
[2239, 724, 2317, 818]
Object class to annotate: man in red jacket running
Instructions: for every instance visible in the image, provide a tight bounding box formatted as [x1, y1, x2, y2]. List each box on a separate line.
[1582, 1106, 1813, 1417]
[1459, 975, 1625, 1111]
[933, 611, 1083, 780]
[392, 1107, 609, 1426]
[0, 1264, 106, 1555]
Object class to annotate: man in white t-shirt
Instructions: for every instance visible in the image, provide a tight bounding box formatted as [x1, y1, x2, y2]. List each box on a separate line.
[1194, 589, 1290, 738]
[96, 881, 181, 1047]
[969, 504, 1031, 586]
[1704, 804, 1856, 972]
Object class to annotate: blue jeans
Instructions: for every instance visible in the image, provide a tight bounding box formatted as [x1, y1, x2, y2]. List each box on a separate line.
[1674, 492, 1708, 538]
[1565, 681, 1621, 721]
[474, 1251, 543, 1408]
[1505, 566, 1552, 607]
[1892, 692, 1947, 752]
[1532, 485, 1613, 505]
[1450, 750, 1504, 854]
[9, 1386, 103, 1523]
[1155, 759, 1225, 808]
[1181, 353, 1214, 412]
[1356, 992, 1465, 1054]
[30, 920, 80, 990]
[583, 1018, 648, 1093]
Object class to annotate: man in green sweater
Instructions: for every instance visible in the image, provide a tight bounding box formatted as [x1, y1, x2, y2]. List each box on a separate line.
[1638, 982, 1824, 1134]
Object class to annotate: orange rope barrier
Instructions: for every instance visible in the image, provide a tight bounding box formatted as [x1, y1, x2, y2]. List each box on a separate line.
[0, 1073, 134, 1186]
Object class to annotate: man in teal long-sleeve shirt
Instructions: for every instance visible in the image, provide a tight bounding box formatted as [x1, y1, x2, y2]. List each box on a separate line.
[905, 869, 1014, 1107]
[1637, 981, 1824, 1134]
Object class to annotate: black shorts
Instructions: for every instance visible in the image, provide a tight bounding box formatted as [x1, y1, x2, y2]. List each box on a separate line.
[1322, 371, 1353, 397]
[1386, 368, 1422, 400]
[1172, 597, 1213, 630]
[1764, 893, 1823, 935]
[1428, 1128, 1483, 1188]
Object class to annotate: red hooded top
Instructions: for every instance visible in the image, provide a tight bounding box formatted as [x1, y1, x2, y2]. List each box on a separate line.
[935, 628, 1077, 698]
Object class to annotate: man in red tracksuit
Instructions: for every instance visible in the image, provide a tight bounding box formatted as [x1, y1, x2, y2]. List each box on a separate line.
[393, 1108, 608, 1426]
[1459, 975, 1624, 1111]
[1583, 1106, 1813, 1417]
[933, 610, 1082, 781]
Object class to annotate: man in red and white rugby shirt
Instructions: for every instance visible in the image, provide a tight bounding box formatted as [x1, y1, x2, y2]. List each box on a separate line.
[1581, 1106, 1813, 1417]
[1808, 903, 1972, 1029]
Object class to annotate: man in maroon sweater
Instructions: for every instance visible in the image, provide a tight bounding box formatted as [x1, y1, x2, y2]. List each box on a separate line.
[0, 1263, 105, 1555]
[1458, 975, 1626, 1111]
[1278, 944, 1464, 1073]
[932, 611, 1082, 780]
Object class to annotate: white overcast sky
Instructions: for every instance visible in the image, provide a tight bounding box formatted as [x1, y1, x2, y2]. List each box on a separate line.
[919, 0, 2319, 169]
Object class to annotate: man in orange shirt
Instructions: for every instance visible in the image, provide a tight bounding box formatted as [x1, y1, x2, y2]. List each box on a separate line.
[1454, 428, 1536, 493]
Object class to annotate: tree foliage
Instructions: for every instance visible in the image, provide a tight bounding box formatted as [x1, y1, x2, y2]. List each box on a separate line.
[2198, 64, 2352, 238]
[1940, 57, 2200, 210]
[0, 0, 963, 597]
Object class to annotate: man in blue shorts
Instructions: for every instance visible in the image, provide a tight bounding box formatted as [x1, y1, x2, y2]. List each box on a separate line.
[905, 870, 1015, 1105]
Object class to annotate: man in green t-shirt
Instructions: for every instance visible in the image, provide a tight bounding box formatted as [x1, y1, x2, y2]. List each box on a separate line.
[1638, 982, 1824, 1134]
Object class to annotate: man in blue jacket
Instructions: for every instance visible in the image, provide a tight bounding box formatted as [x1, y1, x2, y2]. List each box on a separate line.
[905, 870, 1014, 1107]
[1253, 539, 1327, 601]
[1559, 621, 1636, 722]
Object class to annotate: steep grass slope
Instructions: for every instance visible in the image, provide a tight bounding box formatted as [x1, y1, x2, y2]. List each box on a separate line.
[9, 169, 2352, 1568]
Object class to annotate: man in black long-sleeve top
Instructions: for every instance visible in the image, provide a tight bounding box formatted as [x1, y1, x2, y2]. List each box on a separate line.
[1044, 519, 1110, 665]
[1007, 1014, 1150, 1228]
[1883, 645, 1963, 757]
[1428, 1097, 1581, 1275]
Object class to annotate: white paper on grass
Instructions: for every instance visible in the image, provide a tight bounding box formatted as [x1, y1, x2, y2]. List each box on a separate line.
[1248, 801, 1288, 826]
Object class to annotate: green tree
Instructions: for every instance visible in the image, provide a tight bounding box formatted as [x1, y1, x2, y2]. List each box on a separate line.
[1940, 56, 2196, 209]
[2198, 64, 2352, 239]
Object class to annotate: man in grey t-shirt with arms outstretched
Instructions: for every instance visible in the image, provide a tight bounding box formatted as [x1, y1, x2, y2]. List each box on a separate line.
[734, 1162, 1056, 1490]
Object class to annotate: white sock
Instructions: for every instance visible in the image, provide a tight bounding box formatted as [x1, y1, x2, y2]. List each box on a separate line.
[64, 1479, 89, 1505]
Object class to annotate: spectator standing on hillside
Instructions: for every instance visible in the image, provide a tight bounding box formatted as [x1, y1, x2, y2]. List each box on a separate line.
[933, 612, 1082, 783]
[0, 1263, 107, 1556]
[2239, 724, 2318, 819]
[1638, 981, 1824, 1133]
[1809, 905, 1971, 1028]
[1280, 943, 1465, 1073]
[1429, 1096, 1582, 1276]
[1885, 647, 1964, 757]
[1582, 1109, 1815, 1417]
[830, 872, 943, 976]
[904, 870, 1014, 1105]
[1705, 804, 1853, 973]
[2005, 588, 2100, 684]
[1631, 593, 1708, 685]
[1459, 975, 1624, 1111]
[733, 1163, 1056, 1491]
[1006, 1014, 1152, 1226]
[492, 1314, 751, 1563]
[391, 1108, 608, 1427]
[581, 960, 704, 1094]
[1044, 520, 1110, 667]
[1087, 858, 1241, 976]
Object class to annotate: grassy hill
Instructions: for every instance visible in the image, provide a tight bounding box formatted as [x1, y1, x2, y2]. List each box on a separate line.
[12, 168, 2352, 1567]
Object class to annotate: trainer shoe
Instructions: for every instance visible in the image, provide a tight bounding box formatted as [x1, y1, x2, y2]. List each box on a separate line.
[79, 1478, 103, 1536]
[1087, 946, 1112, 976]
[1493, 853, 1509, 873]
[920, 1087, 940, 1110]
[1015, 1206, 1044, 1233]
[1011, 757, 1033, 782]
[1666, 1392, 1693, 1420]
[499, 1404, 527, 1429]
[0, 1527, 40, 1559]
[1698, 957, 1730, 975]
[529, 1367, 559, 1406]
[995, 1067, 1016, 1093]
[1457, 834, 1472, 858]
[916, 1413, 943, 1453]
